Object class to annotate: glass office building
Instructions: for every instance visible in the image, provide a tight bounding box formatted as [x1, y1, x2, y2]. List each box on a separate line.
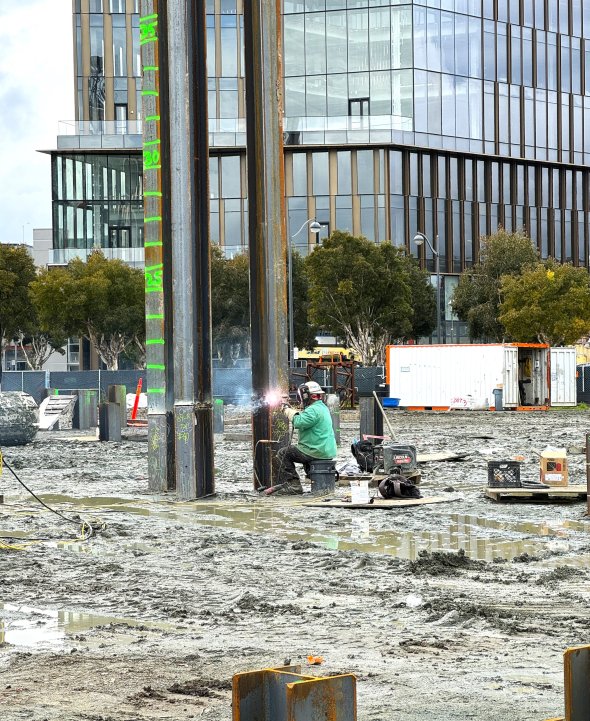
[52, 0, 590, 336]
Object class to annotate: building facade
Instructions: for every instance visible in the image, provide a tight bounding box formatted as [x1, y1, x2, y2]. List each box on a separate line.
[51, 0, 590, 341]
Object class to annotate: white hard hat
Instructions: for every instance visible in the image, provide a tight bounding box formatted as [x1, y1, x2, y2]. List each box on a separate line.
[305, 381, 325, 395]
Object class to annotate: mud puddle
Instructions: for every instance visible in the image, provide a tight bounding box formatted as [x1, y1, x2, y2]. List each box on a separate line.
[36, 493, 154, 513]
[0, 603, 174, 652]
[11, 494, 590, 562]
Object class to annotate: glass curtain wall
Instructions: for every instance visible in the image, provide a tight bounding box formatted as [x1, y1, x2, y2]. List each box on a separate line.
[283, 4, 414, 132]
[190, 146, 590, 277]
[280, 1, 590, 164]
[53, 153, 144, 265]
[64, 0, 590, 276]
[75, 3, 141, 126]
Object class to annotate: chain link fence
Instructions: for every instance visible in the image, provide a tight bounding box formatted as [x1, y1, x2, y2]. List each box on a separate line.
[1, 365, 387, 407]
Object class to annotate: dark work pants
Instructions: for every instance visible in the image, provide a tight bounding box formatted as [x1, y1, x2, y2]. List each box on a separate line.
[276, 445, 315, 487]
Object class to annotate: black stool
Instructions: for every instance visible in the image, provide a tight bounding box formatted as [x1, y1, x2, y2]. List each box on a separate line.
[309, 459, 337, 493]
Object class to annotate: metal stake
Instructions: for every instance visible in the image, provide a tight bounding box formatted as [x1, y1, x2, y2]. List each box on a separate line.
[244, 0, 289, 488]
[167, 0, 214, 499]
[140, 1, 175, 492]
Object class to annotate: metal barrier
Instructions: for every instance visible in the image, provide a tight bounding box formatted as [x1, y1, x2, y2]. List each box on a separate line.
[233, 665, 356, 721]
[576, 364, 590, 404]
[1, 369, 250, 406]
[545, 644, 590, 721]
[355, 366, 385, 396]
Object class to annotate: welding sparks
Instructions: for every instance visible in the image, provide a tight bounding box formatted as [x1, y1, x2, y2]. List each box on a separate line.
[263, 389, 285, 407]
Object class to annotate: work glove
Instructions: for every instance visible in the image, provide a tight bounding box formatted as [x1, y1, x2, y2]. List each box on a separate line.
[283, 406, 299, 422]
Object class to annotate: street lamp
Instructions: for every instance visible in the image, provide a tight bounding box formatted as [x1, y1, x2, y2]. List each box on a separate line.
[414, 231, 441, 343]
[448, 300, 455, 343]
[289, 219, 321, 366]
[22, 222, 30, 244]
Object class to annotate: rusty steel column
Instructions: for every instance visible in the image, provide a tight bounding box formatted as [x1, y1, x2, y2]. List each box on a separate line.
[244, 0, 289, 489]
[167, 0, 214, 499]
[140, 1, 175, 492]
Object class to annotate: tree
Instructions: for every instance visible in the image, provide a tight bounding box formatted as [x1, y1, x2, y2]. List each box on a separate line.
[452, 228, 539, 341]
[291, 250, 318, 351]
[305, 232, 413, 365]
[0, 245, 37, 352]
[31, 252, 145, 370]
[397, 253, 437, 340]
[17, 319, 68, 371]
[499, 262, 590, 346]
[210, 247, 250, 366]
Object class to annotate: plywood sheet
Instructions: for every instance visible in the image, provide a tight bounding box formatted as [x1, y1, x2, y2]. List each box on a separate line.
[485, 485, 587, 502]
[417, 452, 469, 463]
[304, 495, 458, 509]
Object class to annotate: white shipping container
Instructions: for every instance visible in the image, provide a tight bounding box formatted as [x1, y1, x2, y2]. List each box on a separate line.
[550, 347, 577, 406]
[385, 343, 575, 410]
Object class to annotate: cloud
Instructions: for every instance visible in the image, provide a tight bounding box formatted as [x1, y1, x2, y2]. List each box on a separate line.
[0, 0, 74, 244]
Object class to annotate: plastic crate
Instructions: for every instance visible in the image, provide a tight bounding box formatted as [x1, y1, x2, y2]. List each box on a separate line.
[487, 461, 521, 488]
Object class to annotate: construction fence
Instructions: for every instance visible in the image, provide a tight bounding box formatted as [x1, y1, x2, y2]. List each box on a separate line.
[1, 366, 386, 407]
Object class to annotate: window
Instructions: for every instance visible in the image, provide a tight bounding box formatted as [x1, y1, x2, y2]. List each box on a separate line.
[348, 98, 370, 116]
[357, 150, 374, 194]
[337, 151, 351, 195]
[112, 16, 126, 76]
[132, 15, 141, 77]
[109, 226, 131, 248]
[90, 15, 104, 76]
[115, 104, 127, 134]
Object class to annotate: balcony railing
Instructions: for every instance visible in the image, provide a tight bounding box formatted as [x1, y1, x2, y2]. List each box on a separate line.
[51, 246, 145, 267]
[57, 114, 414, 150]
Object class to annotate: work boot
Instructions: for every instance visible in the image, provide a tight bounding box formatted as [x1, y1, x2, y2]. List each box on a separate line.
[276, 480, 304, 495]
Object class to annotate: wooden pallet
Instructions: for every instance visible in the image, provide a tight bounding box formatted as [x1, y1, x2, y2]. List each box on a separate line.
[485, 484, 587, 502]
[304, 495, 457, 510]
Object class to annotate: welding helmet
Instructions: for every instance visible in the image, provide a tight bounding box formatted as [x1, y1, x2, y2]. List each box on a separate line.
[297, 381, 325, 406]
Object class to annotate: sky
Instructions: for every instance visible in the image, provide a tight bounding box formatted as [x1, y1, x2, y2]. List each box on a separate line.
[0, 0, 73, 244]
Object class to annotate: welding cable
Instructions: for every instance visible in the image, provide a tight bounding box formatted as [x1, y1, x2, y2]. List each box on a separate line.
[0, 539, 30, 551]
[276, 421, 295, 490]
[253, 439, 279, 491]
[2, 456, 101, 541]
[254, 417, 297, 494]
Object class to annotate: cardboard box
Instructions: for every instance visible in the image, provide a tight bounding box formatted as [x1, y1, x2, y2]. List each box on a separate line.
[540, 449, 568, 486]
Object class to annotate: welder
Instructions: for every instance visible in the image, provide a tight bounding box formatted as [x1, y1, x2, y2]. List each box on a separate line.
[265, 381, 337, 495]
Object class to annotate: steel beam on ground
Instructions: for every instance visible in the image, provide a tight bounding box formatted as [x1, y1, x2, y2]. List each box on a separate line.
[244, 0, 289, 489]
[233, 667, 356, 721]
[166, 0, 214, 499]
[564, 645, 590, 721]
[141, 0, 175, 492]
[544, 644, 590, 721]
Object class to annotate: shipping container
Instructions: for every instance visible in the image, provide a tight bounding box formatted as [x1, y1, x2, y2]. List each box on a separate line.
[385, 344, 577, 410]
[550, 347, 577, 406]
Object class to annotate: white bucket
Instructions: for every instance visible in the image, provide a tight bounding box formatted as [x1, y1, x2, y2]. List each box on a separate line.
[350, 480, 370, 504]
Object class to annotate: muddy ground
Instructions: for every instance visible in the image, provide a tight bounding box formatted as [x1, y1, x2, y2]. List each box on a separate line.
[1, 409, 590, 720]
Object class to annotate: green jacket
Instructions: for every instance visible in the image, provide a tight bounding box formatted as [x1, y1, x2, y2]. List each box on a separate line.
[293, 400, 337, 459]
